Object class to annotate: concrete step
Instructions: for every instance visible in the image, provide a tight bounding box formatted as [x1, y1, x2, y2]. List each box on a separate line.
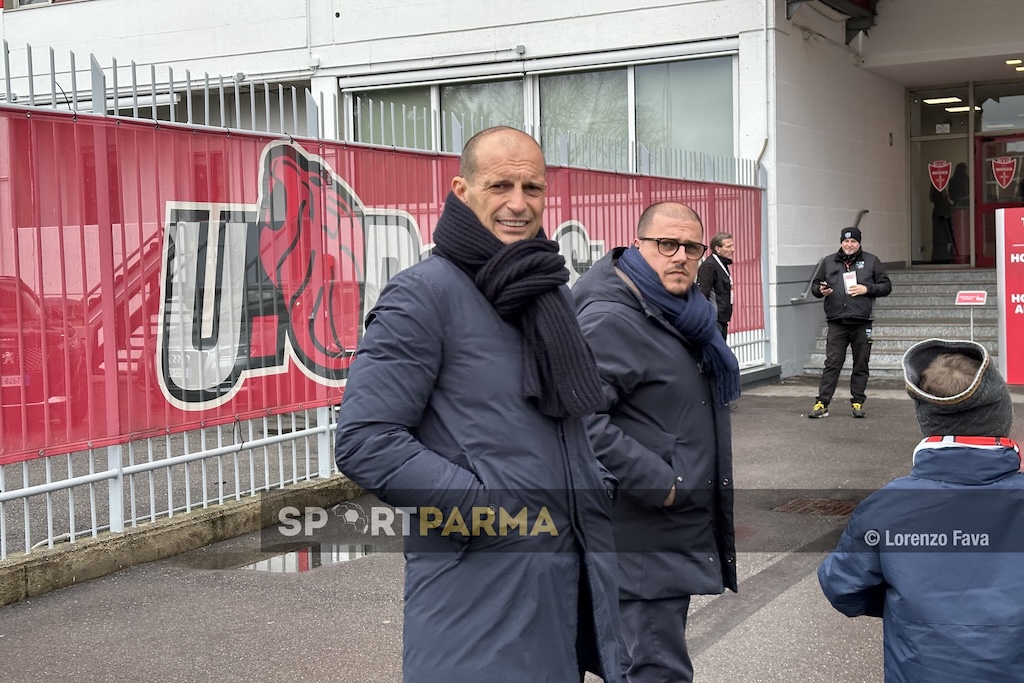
[881, 283, 998, 295]
[886, 268, 996, 284]
[874, 294, 998, 308]
[868, 309, 995, 321]
[801, 268, 1003, 380]
[811, 336, 1000, 353]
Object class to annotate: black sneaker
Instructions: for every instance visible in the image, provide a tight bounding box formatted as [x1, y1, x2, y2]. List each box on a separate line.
[852, 402, 866, 418]
[808, 401, 829, 418]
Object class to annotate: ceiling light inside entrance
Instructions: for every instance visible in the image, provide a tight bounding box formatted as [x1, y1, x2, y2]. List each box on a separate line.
[1006, 59, 1023, 65]
[923, 97, 962, 105]
[945, 106, 980, 113]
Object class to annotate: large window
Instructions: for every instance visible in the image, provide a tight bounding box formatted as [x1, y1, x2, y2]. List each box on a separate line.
[354, 87, 433, 150]
[539, 69, 629, 172]
[347, 54, 736, 176]
[9, 0, 77, 7]
[440, 80, 524, 152]
[636, 57, 734, 158]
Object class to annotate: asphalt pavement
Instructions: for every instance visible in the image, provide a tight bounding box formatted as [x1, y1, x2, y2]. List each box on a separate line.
[1, 376, 1022, 683]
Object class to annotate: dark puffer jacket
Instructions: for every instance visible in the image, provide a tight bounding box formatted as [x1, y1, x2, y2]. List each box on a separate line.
[573, 248, 737, 600]
[811, 248, 891, 322]
[819, 437, 1024, 683]
[335, 256, 623, 683]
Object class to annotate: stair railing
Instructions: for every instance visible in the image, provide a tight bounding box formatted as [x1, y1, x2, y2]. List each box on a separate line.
[790, 209, 869, 304]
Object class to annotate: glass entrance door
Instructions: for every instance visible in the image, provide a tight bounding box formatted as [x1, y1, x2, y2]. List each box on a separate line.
[975, 134, 1024, 267]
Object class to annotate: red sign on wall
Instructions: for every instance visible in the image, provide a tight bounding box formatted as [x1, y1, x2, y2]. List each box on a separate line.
[928, 160, 951, 192]
[992, 157, 1018, 190]
[996, 207, 1024, 384]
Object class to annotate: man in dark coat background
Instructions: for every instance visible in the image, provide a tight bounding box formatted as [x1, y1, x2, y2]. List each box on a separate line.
[335, 127, 623, 683]
[573, 202, 740, 683]
[697, 231, 735, 339]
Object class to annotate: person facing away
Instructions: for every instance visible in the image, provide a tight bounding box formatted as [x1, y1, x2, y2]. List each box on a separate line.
[334, 126, 623, 683]
[572, 202, 740, 683]
[697, 231, 735, 339]
[818, 338, 1024, 683]
[948, 162, 970, 208]
[808, 226, 892, 419]
[929, 182, 955, 263]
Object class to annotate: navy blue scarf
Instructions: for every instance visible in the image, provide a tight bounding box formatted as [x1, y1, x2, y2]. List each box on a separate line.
[432, 191, 603, 420]
[617, 246, 741, 405]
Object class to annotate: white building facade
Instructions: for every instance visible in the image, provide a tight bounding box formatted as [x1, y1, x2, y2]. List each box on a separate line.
[2, 0, 1022, 376]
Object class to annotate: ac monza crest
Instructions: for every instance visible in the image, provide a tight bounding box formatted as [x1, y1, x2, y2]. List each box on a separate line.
[928, 160, 951, 192]
[992, 156, 1017, 190]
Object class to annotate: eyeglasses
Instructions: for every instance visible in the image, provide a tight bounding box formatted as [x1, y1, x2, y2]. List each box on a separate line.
[637, 237, 708, 260]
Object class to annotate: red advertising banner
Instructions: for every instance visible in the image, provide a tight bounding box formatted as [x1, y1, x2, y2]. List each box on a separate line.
[0, 107, 763, 463]
[996, 208, 1024, 385]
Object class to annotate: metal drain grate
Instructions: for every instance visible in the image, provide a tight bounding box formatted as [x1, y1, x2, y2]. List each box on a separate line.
[772, 498, 858, 516]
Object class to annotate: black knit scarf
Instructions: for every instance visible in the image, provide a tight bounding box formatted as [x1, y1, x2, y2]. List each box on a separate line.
[432, 191, 603, 420]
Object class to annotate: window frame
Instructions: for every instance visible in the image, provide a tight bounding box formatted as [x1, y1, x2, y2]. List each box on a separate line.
[340, 38, 740, 173]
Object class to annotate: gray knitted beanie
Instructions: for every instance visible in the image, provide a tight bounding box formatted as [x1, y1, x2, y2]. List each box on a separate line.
[903, 338, 1014, 437]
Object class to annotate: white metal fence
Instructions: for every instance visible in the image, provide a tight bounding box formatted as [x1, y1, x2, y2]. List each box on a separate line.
[1, 40, 764, 187]
[0, 409, 337, 559]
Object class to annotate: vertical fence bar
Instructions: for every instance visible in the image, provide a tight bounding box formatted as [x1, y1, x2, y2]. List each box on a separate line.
[131, 61, 139, 118]
[278, 84, 284, 134]
[219, 74, 226, 127]
[107, 445, 124, 533]
[22, 465, 31, 552]
[48, 47, 56, 107]
[234, 74, 242, 128]
[185, 69, 193, 124]
[0, 467, 7, 558]
[317, 407, 333, 478]
[3, 40, 12, 103]
[26, 43, 35, 106]
[70, 51, 79, 110]
[403, 104, 411, 149]
[250, 80, 257, 132]
[169, 66, 176, 123]
[65, 457, 77, 543]
[264, 83, 272, 132]
[90, 54, 106, 116]
[291, 86, 298, 136]
[305, 89, 319, 139]
[390, 102, 397, 146]
[147, 439, 156, 522]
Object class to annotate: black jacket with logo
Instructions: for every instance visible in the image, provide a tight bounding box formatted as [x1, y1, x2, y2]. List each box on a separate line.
[811, 249, 891, 322]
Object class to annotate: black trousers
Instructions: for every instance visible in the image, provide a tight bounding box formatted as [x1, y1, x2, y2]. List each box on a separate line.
[717, 321, 729, 340]
[816, 320, 872, 405]
[620, 596, 693, 683]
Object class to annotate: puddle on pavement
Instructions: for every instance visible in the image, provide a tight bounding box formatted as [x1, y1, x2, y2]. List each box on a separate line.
[240, 543, 375, 572]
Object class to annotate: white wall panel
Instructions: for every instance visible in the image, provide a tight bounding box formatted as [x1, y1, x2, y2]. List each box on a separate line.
[311, 0, 763, 77]
[863, 0, 1024, 70]
[1, 0, 310, 80]
[773, 9, 906, 269]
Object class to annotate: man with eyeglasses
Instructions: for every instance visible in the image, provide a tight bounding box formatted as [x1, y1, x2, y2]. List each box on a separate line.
[572, 202, 740, 683]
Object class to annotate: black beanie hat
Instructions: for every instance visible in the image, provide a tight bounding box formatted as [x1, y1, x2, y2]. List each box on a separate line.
[840, 226, 862, 243]
[903, 338, 1014, 437]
